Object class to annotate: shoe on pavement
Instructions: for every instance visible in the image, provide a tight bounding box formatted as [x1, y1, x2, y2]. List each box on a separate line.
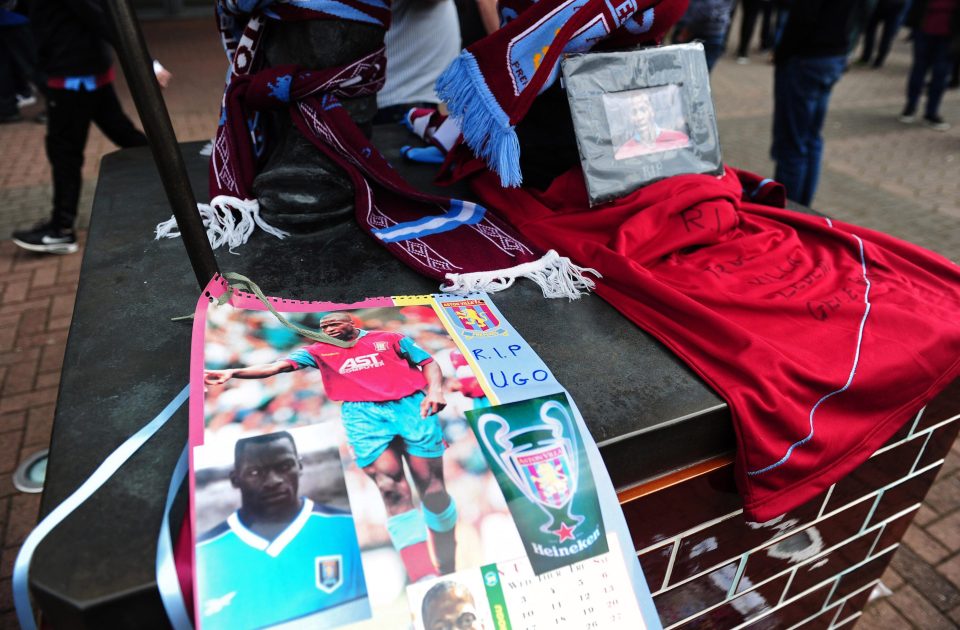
[923, 115, 951, 131]
[0, 112, 24, 124]
[736, 56, 749, 65]
[12, 222, 79, 254]
[898, 106, 916, 123]
[16, 93, 37, 108]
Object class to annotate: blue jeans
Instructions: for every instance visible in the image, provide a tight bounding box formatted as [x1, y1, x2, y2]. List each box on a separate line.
[906, 31, 951, 118]
[701, 34, 726, 71]
[771, 55, 846, 207]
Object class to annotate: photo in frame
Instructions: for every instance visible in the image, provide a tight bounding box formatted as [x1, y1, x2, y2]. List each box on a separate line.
[562, 43, 723, 206]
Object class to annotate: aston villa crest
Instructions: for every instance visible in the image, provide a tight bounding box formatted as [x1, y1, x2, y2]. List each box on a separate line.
[468, 393, 608, 574]
[315, 556, 343, 593]
[444, 299, 508, 339]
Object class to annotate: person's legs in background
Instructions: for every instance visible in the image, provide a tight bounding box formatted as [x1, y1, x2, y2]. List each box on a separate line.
[703, 33, 727, 71]
[737, 0, 761, 61]
[873, 1, 908, 67]
[759, 0, 775, 51]
[859, 3, 883, 63]
[921, 35, 951, 128]
[11, 88, 90, 253]
[902, 30, 933, 121]
[0, 32, 22, 122]
[772, 56, 845, 207]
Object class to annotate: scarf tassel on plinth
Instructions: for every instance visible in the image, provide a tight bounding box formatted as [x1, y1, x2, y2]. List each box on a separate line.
[442, 250, 599, 299]
[155, 196, 289, 253]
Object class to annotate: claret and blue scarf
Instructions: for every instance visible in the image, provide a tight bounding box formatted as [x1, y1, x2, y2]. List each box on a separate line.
[155, 0, 598, 299]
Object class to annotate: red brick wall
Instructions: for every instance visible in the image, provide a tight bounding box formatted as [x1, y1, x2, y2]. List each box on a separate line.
[619, 383, 959, 628]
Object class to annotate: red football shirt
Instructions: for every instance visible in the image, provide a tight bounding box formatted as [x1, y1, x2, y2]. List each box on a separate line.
[285, 331, 432, 402]
[469, 165, 960, 521]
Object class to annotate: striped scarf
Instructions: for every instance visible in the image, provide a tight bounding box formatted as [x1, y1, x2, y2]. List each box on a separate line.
[436, 0, 689, 187]
[156, 0, 596, 298]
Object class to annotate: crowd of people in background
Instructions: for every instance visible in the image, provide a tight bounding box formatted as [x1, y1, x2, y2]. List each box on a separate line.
[1, 0, 958, 249]
[674, 0, 958, 206]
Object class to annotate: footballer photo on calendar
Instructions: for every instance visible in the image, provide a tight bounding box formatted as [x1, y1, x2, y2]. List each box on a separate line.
[192, 424, 371, 630]
[198, 300, 526, 627]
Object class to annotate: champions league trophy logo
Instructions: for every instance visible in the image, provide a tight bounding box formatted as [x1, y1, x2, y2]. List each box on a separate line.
[469, 393, 608, 574]
[479, 400, 584, 540]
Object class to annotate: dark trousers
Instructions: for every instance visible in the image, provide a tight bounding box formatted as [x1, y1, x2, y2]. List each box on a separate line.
[736, 0, 773, 57]
[860, 1, 908, 66]
[0, 22, 42, 111]
[47, 84, 146, 229]
[771, 55, 846, 207]
[905, 31, 952, 118]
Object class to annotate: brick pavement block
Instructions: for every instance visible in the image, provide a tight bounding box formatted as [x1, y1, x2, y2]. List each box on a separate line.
[26, 285, 74, 301]
[902, 524, 952, 564]
[859, 598, 912, 629]
[939, 554, 960, 593]
[46, 316, 72, 332]
[0, 349, 40, 369]
[0, 431, 21, 474]
[0, 475, 15, 501]
[0, 577, 11, 614]
[0, 496, 8, 542]
[1, 282, 28, 304]
[30, 265, 58, 289]
[1, 355, 38, 396]
[0, 298, 55, 317]
[12, 256, 57, 273]
[33, 372, 59, 391]
[923, 477, 960, 521]
[14, 310, 47, 340]
[926, 509, 960, 553]
[16, 330, 69, 353]
[880, 565, 904, 591]
[887, 584, 956, 630]
[889, 545, 960, 612]
[57, 252, 84, 273]
[38, 344, 65, 373]
[23, 405, 54, 449]
[1, 546, 14, 579]
[0, 388, 58, 414]
[4, 494, 40, 548]
[0, 326, 15, 354]
[0, 412, 24, 434]
[49, 294, 75, 320]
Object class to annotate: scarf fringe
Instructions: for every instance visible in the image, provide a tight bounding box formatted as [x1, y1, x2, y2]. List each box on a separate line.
[154, 196, 289, 253]
[435, 51, 522, 188]
[441, 250, 599, 299]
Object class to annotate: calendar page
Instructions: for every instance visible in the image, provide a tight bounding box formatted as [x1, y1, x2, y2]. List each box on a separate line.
[190, 284, 662, 630]
[406, 535, 646, 630]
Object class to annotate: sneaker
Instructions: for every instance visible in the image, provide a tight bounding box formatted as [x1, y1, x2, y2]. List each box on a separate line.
[923, 115, 951, 131]
[12, 222, 79, 254]
[16, 93, 37, 108]
[898, 107, 916, 123]
[736, 56, 750, 65]
[0, 112, 23, 124]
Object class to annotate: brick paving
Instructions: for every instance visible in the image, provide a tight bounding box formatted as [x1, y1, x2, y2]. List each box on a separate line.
[0, 16, 958, 630]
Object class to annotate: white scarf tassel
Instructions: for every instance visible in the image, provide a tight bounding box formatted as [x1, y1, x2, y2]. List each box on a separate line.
[442, 250, 599, 300]
[154, 196, 289, 253]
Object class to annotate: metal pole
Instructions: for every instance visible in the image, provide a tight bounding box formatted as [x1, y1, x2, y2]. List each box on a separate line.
[102, 0, 220, 289]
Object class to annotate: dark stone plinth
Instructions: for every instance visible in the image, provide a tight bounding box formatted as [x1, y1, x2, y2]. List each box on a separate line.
[31, 125, 730, 627]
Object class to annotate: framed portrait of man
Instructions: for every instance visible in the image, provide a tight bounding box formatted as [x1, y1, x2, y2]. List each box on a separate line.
[562, 43, 723, 206]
